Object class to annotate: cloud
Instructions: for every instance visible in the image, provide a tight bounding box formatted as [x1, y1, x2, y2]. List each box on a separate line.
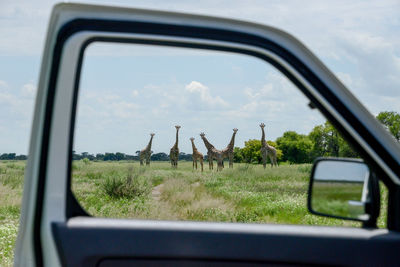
[80, 92, 140, 120]
[0, 80, 8, 90]
[337, 32, 400, 97]
[21, 82, 36, 98]
[131, 90, 139, 97]
[185, 81, 228, 107]
[225, 71, 316, 128]
[110, 101, 139, 118]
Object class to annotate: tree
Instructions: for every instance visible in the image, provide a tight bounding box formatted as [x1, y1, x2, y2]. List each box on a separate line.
[377, 111, 400, 141]
[115, 152, 125, 161]
[309, 121, 359, 158]
[233, 147, 244, 163]
[178, 152, 192, 161]
[151, 152, 169, 161]
[0, 153, 16, 160]
[238, 139, 282, 164]
[72, 150, 82, 160]
[276, 131, 312, 163]
[104, 153, 116, 161]
[96, 153, 105, 161]
[309, 122, 340, 158]
[241, 139, 262, 163]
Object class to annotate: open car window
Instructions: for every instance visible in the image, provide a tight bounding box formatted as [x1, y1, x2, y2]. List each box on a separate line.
[71, 42, 386, 227]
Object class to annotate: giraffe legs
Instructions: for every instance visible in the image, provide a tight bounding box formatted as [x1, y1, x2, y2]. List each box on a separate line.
[266, 152, 278, 167]
[262, 153, 267, 169]
[200, 157, 204, 172]
[171, 159, 178, 168]
[208, 153, 213, 170]
[217, 160, 224, 171]
[269, 154, 274, 167]
[229, 154, 233, 168]
[140, 154, 144, 166]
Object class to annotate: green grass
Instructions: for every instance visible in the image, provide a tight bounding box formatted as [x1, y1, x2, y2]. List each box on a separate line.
[312, 182, 364, 219]
[71, 161, 371, 226]
[0, 161, 24, 266]
[0, 160, 389, 265]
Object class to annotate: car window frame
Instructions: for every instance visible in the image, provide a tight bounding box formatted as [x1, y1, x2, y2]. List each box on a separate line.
[16, 4, 400, 266]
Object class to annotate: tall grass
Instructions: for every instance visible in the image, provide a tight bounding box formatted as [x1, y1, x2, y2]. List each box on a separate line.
[0, 160, 389, 265]
[72, 161, 368, 226]
[101, 166, 150, 199]
[0, 161, 24, 266]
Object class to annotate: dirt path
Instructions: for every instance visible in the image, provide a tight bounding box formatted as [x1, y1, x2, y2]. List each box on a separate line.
[151, 183, 164, 201]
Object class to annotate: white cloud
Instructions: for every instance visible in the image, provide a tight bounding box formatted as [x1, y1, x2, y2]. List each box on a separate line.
[131, 90, 139, 97]
[185, 81, 228, 107]
[337, 32, 400, 98]
[21, 82, 36, 98]
[85, 92, 140, 119]
[0, 80, 8, 90]
[110, 101, 139, 118]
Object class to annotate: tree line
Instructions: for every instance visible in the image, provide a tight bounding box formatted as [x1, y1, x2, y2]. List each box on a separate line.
[234, 111, 399, 164]
[1, 111, 399, 163]
[71, 151, 194, 162]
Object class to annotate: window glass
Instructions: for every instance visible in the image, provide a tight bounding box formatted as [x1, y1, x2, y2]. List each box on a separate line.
[72, 42, 383, 227]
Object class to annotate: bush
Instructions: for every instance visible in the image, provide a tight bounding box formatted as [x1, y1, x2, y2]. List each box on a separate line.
[102, 167, 149, 199]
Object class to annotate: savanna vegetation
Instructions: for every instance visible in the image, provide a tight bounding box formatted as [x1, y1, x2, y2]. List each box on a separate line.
[0, 161, 24, 266]
[0, 159, 389, 265]
[72, 160, 370, 225]
[0, 111, 397, 265]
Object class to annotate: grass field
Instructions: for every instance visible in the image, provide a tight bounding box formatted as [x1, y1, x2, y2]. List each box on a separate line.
[312, 182, 365, 219]
[0, 160, 388, 265]
[71, 161, 372, 225]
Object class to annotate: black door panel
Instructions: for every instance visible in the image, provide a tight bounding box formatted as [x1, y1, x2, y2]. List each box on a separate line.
[52, 218, 400, 266]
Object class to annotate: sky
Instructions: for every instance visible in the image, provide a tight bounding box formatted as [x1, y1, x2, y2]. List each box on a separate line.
[0, 0, 399, 155]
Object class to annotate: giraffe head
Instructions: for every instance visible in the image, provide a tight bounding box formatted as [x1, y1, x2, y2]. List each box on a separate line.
[190, 137, 195, 141]
[200, 132, 205, 138]
[233, 128, 238, 133]
[260, 123, 265, 128]
[150, 133, 155, 137]
[175, 125, 181, 130]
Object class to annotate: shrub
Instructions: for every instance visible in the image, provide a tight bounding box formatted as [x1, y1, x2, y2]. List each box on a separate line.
[102, 167, 149, 199]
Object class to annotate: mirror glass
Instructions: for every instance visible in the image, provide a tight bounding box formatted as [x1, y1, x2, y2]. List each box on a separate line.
[310, 159, 370, 220]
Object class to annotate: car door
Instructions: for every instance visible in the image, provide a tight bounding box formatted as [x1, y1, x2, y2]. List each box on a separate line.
[14, 3, 400, 266]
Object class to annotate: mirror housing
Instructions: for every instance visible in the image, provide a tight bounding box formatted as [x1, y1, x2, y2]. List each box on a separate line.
[308, 158, 380, 227]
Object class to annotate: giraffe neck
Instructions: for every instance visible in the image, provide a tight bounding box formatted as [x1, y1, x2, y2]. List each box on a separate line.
[174, 128, 179, 147]
[146, 136, 154, 151]
[201, 136, 214, 150]
[261, 127, 267, 147]
[227, 131, 237, 149]
[191, 140, 197, 152]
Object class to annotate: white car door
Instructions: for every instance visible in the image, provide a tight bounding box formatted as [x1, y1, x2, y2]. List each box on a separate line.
[15, 3, 400, 266]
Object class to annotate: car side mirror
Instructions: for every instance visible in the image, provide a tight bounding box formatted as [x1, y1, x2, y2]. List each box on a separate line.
[308, 158, 380, 227]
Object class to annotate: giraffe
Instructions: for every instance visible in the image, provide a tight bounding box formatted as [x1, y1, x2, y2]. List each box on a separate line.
[200, 132, 224, 171]
[140, 133, 155, 166]
[190, 137, 204, 172]
[260, 123, 278, 168]
[169, 125, 181, 168]
[222, 128, 238, 168]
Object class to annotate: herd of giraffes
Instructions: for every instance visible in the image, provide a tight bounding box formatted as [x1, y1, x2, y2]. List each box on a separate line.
[139, 123, 278, 171]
